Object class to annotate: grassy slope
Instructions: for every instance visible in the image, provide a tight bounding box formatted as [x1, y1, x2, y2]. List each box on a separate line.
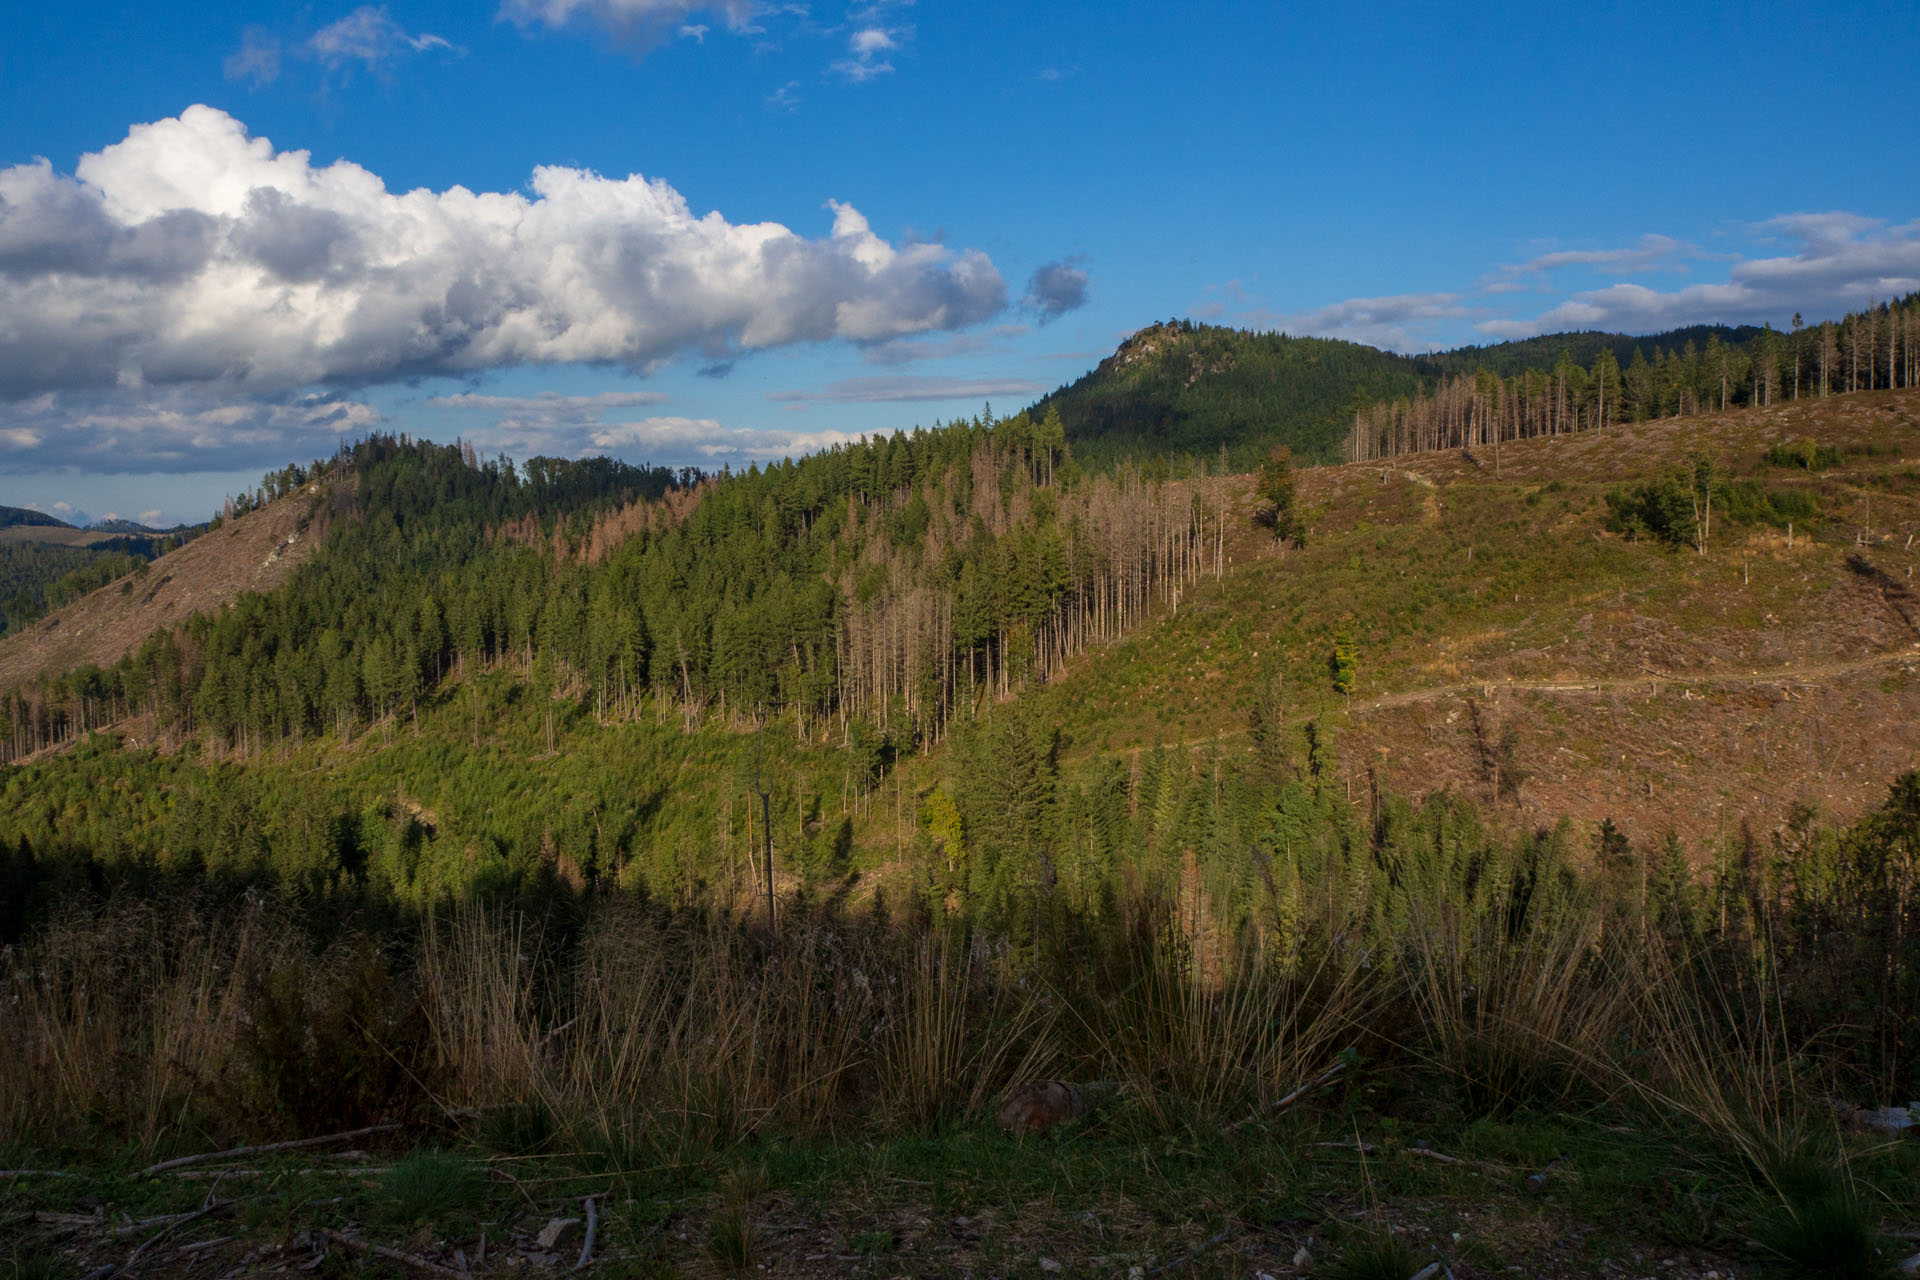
[1016, 388, 1920, 854]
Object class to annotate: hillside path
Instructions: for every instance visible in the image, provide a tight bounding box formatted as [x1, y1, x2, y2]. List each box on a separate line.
[1097, 646, 1920, 758]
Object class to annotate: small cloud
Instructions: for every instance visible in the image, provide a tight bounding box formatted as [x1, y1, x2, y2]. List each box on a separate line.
[697, 361, 735, 379]
[139, 509, 164, 524]
[1024, 257, 1091, 322]
[1249, 291, 1466, 353]
[832, 22, 907, 80]
[224, 27, 282, 84]
[427, 390, 671, 412]
[500, 0, 763, 56]
[766, 79, 802, 111]
[858, 324, 1026, 366]
[308, 6, 460, 74]
[769, 374, 1045, 404]
[1481, 234, 1694, 294]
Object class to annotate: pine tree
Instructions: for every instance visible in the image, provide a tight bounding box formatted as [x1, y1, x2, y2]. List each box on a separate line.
[1254, 446, 1305, 546]
[1330, 627, 1357, 697]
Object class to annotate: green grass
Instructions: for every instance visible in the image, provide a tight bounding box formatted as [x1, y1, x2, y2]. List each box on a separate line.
[377, 1149, 488, 1225]
[1758, 1190, 1898, 1278]
[1323, 1227, 1422, 1280]
[5, 1095, 1916, 1278]
[704, 1200, 756, 1271]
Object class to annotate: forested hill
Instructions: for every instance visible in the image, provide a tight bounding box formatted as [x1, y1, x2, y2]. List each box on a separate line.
[3, 410, 1222, 788]
[1034, 306, 1915, 469]
[0, 439, 690, 738]
[0, 506, 72, 529]
[1031, 322, 1432, 470]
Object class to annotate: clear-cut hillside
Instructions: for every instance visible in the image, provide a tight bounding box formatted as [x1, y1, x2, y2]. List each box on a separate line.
[0, 486, 328, 692]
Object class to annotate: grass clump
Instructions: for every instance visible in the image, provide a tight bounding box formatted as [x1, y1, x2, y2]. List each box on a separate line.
[377, 1149, 487, 1225]
[1753, 1143, 1899, 1278]
[1323, 1227, 1422, 1280]
[704, 1201, 756, 1272]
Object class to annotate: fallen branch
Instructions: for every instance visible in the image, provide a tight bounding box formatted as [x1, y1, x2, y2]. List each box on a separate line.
[320, 1228, 464, 1278]
[128, 1198, 229, 1265]
[0, 1170, 76, 1179]
[143, 1123, 400, 1177]
[575, 1196, 598, 1270]
[1404, 1147, 1462, 1164]
[1225, 1060, 1348, 1134]
[172, 1166, 393, 1180]
[107, 1207, 218, 1239]
[179, 1237, 232, 1254]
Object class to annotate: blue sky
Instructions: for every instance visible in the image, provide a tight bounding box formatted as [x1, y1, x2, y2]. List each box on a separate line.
[4, 0, 1918, 525]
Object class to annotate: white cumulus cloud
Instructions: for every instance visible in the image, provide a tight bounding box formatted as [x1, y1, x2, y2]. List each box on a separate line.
[0, 105, 1009, 470]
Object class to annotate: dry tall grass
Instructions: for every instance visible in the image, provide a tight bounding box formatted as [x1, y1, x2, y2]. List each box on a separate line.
[0, 899, 284, 1149]
[0, 884, 1857, 1161]
[1405, 897, 1639, 1113]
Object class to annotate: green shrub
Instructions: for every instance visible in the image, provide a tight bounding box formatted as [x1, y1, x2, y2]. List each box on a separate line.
[1765, 439, 1845, 470]
[1716, 480, 1821, 529]
[1605, 475, 1697, 546]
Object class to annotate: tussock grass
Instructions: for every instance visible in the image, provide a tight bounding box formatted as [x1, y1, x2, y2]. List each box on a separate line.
[378, 1149, 486, 1224]
[1406, 897, 1635, 1116]
[1324, 1227, 1423, 1280]
[1086, 905, 1367, 1124]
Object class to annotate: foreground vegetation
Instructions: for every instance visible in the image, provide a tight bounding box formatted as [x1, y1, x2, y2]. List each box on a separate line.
[4, 761, 1919, 1276]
